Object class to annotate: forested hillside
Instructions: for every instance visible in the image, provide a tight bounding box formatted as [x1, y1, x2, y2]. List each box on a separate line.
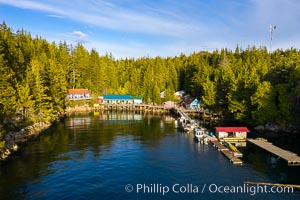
[1, 22, 300, 134]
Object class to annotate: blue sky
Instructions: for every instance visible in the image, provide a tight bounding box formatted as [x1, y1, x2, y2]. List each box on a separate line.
[0, 0, 299, 58]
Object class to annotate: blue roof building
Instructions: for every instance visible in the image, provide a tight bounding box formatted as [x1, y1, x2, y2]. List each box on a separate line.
[131, 96, 143, 104]
[104, 94, 131, 100]
[103, 95, 143, 104]
[189, 99, 201, 110]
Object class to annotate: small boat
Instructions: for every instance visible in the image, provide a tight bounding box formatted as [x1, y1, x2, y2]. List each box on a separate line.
[194, 127, 209, 144]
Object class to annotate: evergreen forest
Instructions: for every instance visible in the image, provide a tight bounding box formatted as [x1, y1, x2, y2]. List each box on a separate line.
[1, 22, 300, 135]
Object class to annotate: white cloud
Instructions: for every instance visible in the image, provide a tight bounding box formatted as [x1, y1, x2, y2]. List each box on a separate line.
[47, 14, 64, 19]
[72, 31, 87, 38]
[0, 0, 206, 37]
[0, 0, 60, 13]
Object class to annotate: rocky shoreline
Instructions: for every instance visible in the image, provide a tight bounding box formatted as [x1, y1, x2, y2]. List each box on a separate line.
[0, 122, 51, 161]
[65, 105, 93, 113]
[254, 123, 300, 135]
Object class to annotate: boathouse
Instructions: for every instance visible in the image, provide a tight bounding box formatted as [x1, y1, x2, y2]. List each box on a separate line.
[215, 127, 250, 140]
[67, 89, 91, 100]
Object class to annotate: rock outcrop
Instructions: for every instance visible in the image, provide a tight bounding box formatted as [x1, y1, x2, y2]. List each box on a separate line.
[0, 122, 51, 161]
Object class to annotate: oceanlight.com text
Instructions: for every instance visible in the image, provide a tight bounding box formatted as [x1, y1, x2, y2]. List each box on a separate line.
[125, 183, 294, 196]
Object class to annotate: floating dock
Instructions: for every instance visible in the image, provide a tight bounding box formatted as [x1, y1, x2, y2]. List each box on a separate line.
[248, 139, 300, 166]
[211, 141, 243, 165]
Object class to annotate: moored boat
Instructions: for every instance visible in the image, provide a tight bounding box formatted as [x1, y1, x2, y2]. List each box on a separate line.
[194, 127, 208, 144]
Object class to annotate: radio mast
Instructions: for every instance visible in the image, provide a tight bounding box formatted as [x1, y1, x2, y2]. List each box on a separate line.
[269, 24, 276, 53]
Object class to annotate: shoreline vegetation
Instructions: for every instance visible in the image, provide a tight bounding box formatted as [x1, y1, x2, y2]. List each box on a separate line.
[1, 22, 300, 160]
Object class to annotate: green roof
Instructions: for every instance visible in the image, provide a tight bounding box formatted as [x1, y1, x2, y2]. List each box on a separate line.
[103, 94, 131, 100]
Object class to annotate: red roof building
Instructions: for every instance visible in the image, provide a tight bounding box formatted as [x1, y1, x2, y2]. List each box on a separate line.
[216, 127, 250, 133]
[215, 127, 250, 139]
[67, 89, 91, 100]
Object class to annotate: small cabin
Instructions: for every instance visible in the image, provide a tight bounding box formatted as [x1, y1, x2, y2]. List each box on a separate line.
[160, 91, 166, 99]
[68, 89, 91, 100]
[98, 96, 104, 104]
[215, 127, 250, 141]
[181, 96, 200, 110]
[175, 90, 185, 98]
[163, 101, 175, 109]
[189, 99, 201, 110]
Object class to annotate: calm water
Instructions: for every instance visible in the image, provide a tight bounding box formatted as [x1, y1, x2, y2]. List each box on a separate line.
[0, 112, 299, 200]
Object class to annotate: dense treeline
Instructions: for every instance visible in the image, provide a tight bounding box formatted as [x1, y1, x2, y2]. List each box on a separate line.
[1, 22, 300, 135]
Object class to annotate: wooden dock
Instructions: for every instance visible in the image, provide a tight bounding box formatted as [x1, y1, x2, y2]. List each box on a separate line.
[248, 139, 300, 166]
[93, 104, 169, 113]
[177, 109, 192, 121]
[211, 141, 243, 165]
